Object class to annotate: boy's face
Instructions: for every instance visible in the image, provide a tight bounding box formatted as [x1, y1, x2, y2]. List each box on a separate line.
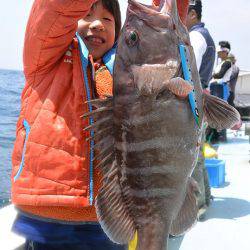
[77, 1, 115, 60]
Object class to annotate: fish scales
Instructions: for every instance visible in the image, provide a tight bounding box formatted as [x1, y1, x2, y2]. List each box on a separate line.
[110, 0, 199, 248]
[84, 0, 241, 249]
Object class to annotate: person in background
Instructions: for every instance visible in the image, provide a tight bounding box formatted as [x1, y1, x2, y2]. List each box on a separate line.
[186, 0, 215, 89]
[211, 41, 232, 84]
[227, 53, 240, 107]
[11, 1, 125, 249]
[209, 41, 233, 142]
[186, 0, 215, 219]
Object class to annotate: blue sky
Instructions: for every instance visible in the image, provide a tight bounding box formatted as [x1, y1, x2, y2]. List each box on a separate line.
[0, 0, 250, 71]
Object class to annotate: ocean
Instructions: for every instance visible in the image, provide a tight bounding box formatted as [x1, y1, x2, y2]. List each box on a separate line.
[0, 69, 24, 207]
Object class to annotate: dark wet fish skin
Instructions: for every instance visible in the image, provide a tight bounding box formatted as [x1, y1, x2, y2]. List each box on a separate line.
[88, 1, 241, 250]
[111, 1, 202, 249]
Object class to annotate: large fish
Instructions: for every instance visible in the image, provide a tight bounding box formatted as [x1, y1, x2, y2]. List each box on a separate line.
[84, 0, 240, 249]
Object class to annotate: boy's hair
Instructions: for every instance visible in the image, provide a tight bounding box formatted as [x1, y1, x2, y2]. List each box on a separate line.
[189, 0, 202, 20]
[100, 0, 121, 41]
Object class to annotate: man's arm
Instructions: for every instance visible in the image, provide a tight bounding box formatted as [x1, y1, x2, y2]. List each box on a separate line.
[213, 61, 231, 79]
[23, 0, 96, 77]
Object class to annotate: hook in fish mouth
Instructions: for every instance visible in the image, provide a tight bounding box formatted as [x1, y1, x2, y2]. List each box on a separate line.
[127, 0, 178, 30]
[128, 0, 174, 14]
[128, 0, 170, 16]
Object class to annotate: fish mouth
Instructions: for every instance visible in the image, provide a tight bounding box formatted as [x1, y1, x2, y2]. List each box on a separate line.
[128, 0, 159, 12]
[84, 35, 106, 45]
[128, 0, 169, 16]
[127, 0, 173, 29]
[128, 0, 173, 15]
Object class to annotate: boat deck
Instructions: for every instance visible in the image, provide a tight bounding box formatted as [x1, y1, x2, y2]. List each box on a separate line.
[1, 126, 249, 250]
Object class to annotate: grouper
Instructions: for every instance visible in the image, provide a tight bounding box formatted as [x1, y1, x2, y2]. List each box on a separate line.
[83, 0, 241, 249]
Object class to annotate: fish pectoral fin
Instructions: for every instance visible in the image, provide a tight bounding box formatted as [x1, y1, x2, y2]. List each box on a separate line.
[170, 177, 199, 236]
[131, 64, 179, 95]
[96, 160, 136, 245]
[203, 92, 241, 131]
[166, 77, 193, 98]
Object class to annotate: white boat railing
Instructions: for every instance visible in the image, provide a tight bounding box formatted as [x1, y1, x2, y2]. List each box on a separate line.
[235, 70, 250, 108]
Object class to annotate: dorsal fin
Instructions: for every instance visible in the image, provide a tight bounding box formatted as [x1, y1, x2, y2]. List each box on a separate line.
[96, 160, 136, 244]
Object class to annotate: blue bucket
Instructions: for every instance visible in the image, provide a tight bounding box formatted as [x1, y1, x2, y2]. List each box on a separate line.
[210, 82, 230, 101]
[205, 159, 226, 187]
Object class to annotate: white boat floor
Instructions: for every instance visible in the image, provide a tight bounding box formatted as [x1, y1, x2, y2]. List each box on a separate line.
[1, 128, 249, 250]
[169, 128, 250, 250]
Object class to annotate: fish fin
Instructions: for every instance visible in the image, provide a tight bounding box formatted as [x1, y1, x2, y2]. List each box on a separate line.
[81, 107, 113, 118]
[93, 144, 114, 161]
[96, 160, 136, 244]
[83, 116, 113, 132]
[203, 92, 241, 131]
[92, 135, 114, 150]
[132, 65, 192, 98]
[95, 152, 114, 172]
[82, 97, 115, 175]
[131, 64, 179, 95]
[170, 177, 199, 236]
[86, 127, 113, 142]
[83, 97, 113, 133]
[85, 96, 113, 108]
[166, 77, 193, 98]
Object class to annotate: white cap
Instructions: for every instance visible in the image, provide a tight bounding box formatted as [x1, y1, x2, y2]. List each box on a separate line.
[216, 46, 230, 53]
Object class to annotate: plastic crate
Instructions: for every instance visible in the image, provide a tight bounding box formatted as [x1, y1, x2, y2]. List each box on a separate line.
[210, 82, 229, 101]
[205, 159, 225, 187]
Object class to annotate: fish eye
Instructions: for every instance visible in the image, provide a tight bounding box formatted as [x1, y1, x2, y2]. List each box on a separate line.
[126, 30, 139, 47]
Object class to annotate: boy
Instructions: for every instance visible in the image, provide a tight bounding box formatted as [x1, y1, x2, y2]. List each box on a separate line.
[11, 1, 124, 249]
